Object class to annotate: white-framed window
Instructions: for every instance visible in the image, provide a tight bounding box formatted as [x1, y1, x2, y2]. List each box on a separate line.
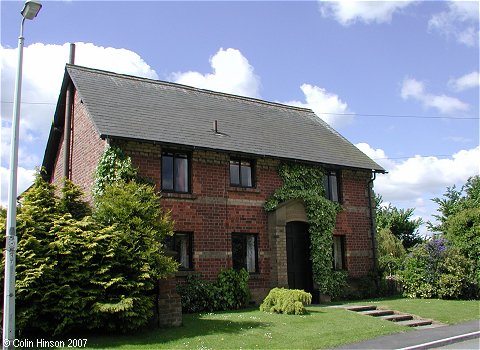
[162, 152, 190, 193]
[230, 158, 254, 188]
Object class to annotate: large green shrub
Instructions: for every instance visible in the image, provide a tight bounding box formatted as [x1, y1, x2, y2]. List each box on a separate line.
[9, 169, 177, 336]
[264, 163, 344, 297]
[399, 238, 474, 299]
[92, 180, 178, 331]
[177, 269, 250, 313]
[259, 288, 312, 315]
[377, 227, 406, 277]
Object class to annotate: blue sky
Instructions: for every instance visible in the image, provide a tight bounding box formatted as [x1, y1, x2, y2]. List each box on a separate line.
[1, 0, 479, 235]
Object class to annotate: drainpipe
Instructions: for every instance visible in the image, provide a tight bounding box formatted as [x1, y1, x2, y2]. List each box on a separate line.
[367, 171, 379, 290]
[63, 43, 75, 179]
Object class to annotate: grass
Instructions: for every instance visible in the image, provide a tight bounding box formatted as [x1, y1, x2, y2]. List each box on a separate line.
[348, 297, 480, 324]
[80, 306, 408, 350]
[56, 298, 478, 350]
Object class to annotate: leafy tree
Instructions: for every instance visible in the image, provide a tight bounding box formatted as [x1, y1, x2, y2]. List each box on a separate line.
[429, 176, 480, 292]
[375, 195, 423, 250]
[58, 178, 91, 219]
[15, 171, 60, 333]
[93, 180, 177, 331]
[377, 227, 406, 276]
[429, 175, 479, 233]
[9, 168, 177, 335]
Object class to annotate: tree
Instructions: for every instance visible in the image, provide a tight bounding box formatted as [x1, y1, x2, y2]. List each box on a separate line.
[429, 176, 480, 234]
[9, 168, 177, 335]
[92, 180, 177, 331]
[375, 194, 423, 250]
[400, 238, 472, 299]
[377, 227, 406, 276]
[429, 176, 480, 295]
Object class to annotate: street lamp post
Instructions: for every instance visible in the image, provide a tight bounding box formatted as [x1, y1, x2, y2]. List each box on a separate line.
[3, 2, 42, 348]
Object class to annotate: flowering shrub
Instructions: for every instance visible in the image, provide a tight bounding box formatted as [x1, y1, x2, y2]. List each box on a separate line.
[400, 238, 472, 299]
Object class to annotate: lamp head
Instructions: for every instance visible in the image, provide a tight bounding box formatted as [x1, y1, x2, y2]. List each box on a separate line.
[21, 1, 42, 20]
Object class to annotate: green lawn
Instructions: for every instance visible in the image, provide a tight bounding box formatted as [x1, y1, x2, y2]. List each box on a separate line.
[61, 298, 479, 350]
[82, 306, 408, 349]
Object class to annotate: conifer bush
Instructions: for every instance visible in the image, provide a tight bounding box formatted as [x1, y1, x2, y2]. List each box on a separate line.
[1, 167, 177, 336]
[260, 288, 312, 315]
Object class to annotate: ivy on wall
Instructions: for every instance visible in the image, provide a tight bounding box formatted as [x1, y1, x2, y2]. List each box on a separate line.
[265, 163, 347, 297]
[92, 146, 137, 199]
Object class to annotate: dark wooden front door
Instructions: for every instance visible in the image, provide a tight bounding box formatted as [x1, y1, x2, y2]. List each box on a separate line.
[286, 221, 313, 294]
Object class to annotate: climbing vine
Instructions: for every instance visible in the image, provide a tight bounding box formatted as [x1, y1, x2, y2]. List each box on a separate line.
[92, 145, 137, 198]
[265, 163, 347, 297]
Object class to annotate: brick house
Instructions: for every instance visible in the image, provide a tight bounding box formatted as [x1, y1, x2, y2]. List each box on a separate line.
[42, 64, 384, 308]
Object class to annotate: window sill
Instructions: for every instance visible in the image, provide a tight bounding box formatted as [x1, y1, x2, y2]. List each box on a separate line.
[248, 273, 262, 280]
[228, 186, 261, 194]
[161, 192, 197, 200]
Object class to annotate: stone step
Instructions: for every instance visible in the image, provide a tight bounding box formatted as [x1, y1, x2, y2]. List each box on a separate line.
[380, 313, 413, 322]
[360, 309, 395, 317]
[345, 305, 377, 312]
[395, 319, 433, 327]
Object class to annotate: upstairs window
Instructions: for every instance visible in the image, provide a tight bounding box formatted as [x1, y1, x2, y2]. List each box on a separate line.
[230, 158, 254, 187]
[324, 170, 340, 202]
[232, 233, 258, 273]
[162, 152, 190, 193]
[165, 233, 193, 270]
[333, 235, 346, 270]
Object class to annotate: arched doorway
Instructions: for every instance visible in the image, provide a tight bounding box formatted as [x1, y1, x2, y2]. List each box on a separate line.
[286, 221, 314, 295]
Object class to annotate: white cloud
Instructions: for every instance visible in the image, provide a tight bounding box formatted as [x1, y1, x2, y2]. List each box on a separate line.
[0, 42, 159, 207]
[357, 143, 480, 235]
[357, 143, 480, 202]
[428, 0, 479, 47]
[401, 78, 469, 114]
[0, 165, 35, 208]
[171, 48, 260, 98]
[449, 71, 480, 92]
[283, 84, 353, 128]
[318, 0, 414, 26]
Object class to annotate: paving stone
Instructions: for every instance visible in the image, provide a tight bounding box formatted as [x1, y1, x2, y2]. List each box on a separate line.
[360, 309, 395, 317]
[395, 319, 433, 327]
[380, 313, 413, 322]
[345, 305, 377, 312]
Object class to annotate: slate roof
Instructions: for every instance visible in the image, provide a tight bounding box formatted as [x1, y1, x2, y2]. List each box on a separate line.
[44, 64, 384, 173]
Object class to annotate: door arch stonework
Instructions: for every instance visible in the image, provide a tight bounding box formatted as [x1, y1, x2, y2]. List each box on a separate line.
[267, 199, 308, 288]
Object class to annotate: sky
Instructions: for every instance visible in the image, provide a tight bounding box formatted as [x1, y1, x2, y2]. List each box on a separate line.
[1, 0, 479, 236]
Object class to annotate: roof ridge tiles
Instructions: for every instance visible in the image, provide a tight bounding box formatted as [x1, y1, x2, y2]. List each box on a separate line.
[66, 63, 314, 114]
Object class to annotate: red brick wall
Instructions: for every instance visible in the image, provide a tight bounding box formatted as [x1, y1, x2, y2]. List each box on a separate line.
[334, 170, 374, 277]
[51, 92, 106, 201]
[112, 139, 375, 297]
[111, 141, 281, 290]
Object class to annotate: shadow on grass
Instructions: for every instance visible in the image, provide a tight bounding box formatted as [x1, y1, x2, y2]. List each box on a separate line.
[84, 313, 270, 349]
